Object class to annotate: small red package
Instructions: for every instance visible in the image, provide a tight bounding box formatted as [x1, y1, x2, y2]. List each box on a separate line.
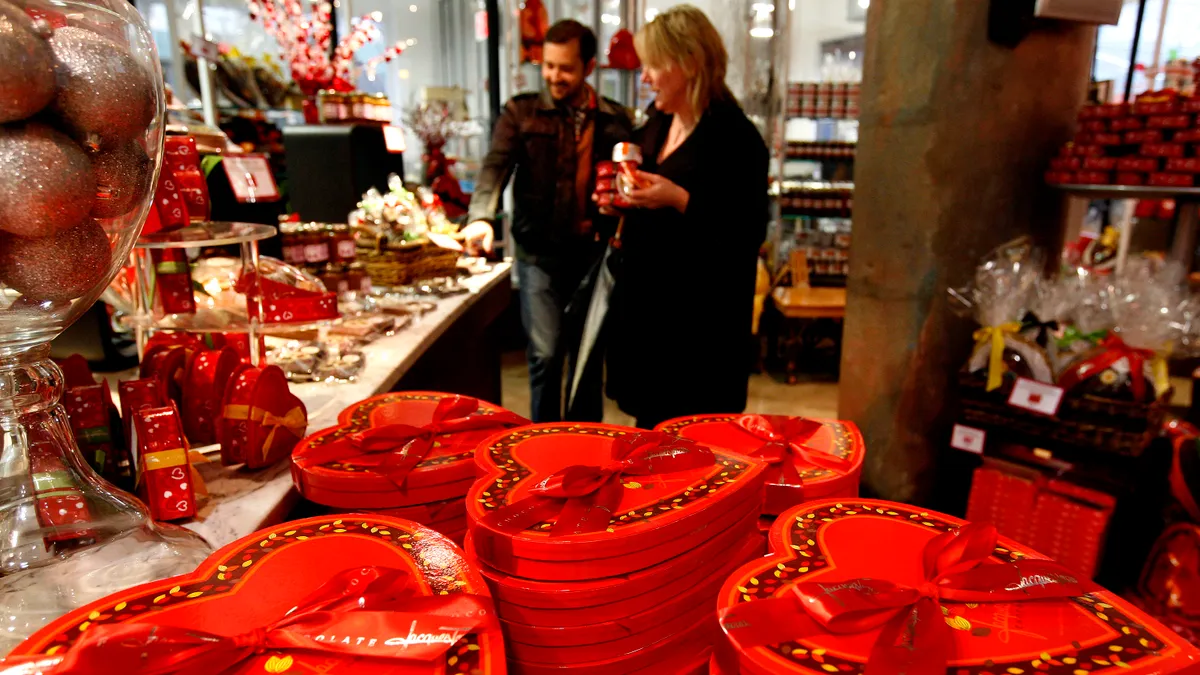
[1116, 171, 1147, 185]
[219, 364, 307, 469]
[1128, 129, 1167, 144]
[1175, 129, 1200, 143]
[1148, 114, 1193, 129]
[1133, 99, 1180, 116]
[117, 378, 165, 478]
[1081, 119, 1108, 132]
[181, 347, 243, 446]
[133, 404, 197, 522]
[151, 250, 195, 316]
[1118, 156, 1161, 172]
[1112, 116, 1146, 131]
[1049, 156, 1081, 171]
[1075, 170, 1112, 184]
[1082, 156, 1118, 171]
[29, 436, 94, 543]
[1142, 142, 1186, 158]
[1073, 144, 1104, 157]
[63, 383, 122, 481]
[1150, 172, 1195, 187]
[1167, 157, 1200, 173]
[1093, 132, 1123, 145]
[1045, 170, 1074, 185]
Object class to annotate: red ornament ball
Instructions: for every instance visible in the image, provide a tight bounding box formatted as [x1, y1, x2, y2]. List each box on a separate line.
[48, 26, 155, 148]
[90, 141, 152, 218]
[0, 0, 54, 123]
[0, 121, 95, 238]
[0, 219, 111, 302]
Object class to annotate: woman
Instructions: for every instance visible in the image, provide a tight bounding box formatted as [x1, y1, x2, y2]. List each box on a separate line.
[605, 4, 769, 429]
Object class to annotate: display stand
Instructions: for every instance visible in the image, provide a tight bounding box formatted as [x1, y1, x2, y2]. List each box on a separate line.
[1053, 183, 1200, 269]
[131, 222, 274, 365]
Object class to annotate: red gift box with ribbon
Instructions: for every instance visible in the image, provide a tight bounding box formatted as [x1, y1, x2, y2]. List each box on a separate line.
[117, 378, 166, 486]
[3, 515, 507, 675]
[657, 414, 864, 516]
[182, 347, 244, 446]
[239, 273, 339, 324]
[716, 499, 1200, 675]
[139, 343, 193, 410]
[465, 423, 768, 581]
[29, 435, 94, 544]
[219, 365, 307, 469]
[291, 393, 528, 508]
[133, 404, 197, 522]
[151, 249, 196, 316]
[63, 383, 123, 481]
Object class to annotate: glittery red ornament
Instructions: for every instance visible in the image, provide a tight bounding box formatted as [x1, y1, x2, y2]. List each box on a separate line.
[48, 26, 155, 148]
[90, 141, 152, 218]
[0, 219, 110, 302]
[0, 121, 95, 238]
[0, 0, 54, 123]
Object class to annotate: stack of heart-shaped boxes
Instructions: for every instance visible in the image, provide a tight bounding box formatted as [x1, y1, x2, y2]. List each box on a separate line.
[463, 423, 769, 674]
[291, 392, 529, 546]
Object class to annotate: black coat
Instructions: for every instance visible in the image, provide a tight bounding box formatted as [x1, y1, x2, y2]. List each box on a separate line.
[606, 99, 769, 421]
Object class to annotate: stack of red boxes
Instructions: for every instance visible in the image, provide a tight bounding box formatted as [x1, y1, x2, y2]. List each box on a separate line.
[464, 424, 769, 674]
[291, 392, 527, 546]
[1047, 91, 1200, 188]
[966, 458, 1116, 580]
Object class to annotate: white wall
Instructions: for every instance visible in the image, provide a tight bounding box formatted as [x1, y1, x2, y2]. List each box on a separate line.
[787, 0, 865, 82]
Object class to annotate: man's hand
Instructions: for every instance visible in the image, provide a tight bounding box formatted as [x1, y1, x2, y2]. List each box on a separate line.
[626, 170, 689, 213]
[460, 220, 496, 256]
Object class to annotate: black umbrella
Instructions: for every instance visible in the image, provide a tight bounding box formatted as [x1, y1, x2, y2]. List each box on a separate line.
[565, 219, 624, 419]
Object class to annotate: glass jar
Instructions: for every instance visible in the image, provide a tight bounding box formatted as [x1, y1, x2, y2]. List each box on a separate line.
[320, 263, 348, 294]
[301, 223, 330, 266]
[0, 0, 211, 651]
[331, 223, 356, 262]
[347, 261, 371, 293]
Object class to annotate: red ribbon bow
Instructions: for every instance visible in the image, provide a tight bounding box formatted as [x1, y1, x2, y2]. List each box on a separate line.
[26, 566, 495, 675]
[737, 415, 851, 483]
[719, 523, 1094, 675]
[480, 431, 715, 537]
[294, 396, 527, 489]
[1059, 334, 1155, 400]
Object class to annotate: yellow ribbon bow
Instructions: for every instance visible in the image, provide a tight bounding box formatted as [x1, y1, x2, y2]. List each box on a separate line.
[972, 322, 1023, 392]
[1099, 226, 1119, 250]
[257, 407, 307, 462]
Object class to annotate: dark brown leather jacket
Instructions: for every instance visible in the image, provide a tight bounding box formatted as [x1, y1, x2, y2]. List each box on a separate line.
[467, 89, 633, 266]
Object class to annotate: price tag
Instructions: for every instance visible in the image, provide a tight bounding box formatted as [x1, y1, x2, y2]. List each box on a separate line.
[383, 125, 406, 153]
[222, 155, 280, 203]
[950, 425, 986, 455]
[1007, 377, 1064, 417]
[192, 35, 220, 61]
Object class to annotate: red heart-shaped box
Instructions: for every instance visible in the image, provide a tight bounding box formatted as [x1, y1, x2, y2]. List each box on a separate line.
[331, 498, 469, 547]
[466, 424, 767, 580]
[656, 415, 864, 515]
[7, 515, 506, 675]
[716, 499, 1200, 675]
[219, 365, 307, 469]
[183, 347, 243, 446]
[291, 392, 529, 509]
[140, 343, 192, 410]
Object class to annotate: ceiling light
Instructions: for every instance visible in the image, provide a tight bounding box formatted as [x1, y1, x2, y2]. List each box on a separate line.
[858, 0, 869, 8]
[749, 27, 774, 38]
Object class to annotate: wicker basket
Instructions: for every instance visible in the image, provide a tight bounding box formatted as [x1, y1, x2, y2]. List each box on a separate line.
[957, 371, 1170, 457]
[358, 236, 459, 288]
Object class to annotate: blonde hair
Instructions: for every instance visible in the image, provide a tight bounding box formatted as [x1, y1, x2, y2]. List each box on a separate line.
[635, 4, 734, 118]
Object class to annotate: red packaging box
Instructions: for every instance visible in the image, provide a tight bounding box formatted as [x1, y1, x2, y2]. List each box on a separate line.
[1148, 114, 1193, 129]
[1045, 170, 1074, 185]
[655, 414, 863, 516]
[965, 459, 1041, 544]
[1073, 144, 1104, 157]
[1093, 132, 1123, 145]
[1081, 120, 1108, 132]
[1181, 98, 1200, 113]
[1029, 479, 1115, 581]
[1151, 172, 1195, 187]
[219, 364, 307, 469]
[1175, 129, 1200, 143]
[1049, 156, 1081, 171]
[466, 424, 768, 580]
[291, 392, 527, 508]
[510, 611, 716, 675]
[1082, 156, 1118, 171]
[133, 404, 197, 521]
[1133, 100, 1181, 116]
[1128, 129, 1166, 144]
[1117, 172, 1147, 185]
[150, 249, 195, 315]
[1166, 157, 1200, 173]
[139, 343, 192, 409]
[1078, 105, 1100, 119]
[63, 383, 122, 481]
[5, 515, 506, 675]
[1112, 116, 1145, 131]
[716, 499, 1200, 675]
[1118, 156, 1161, 172]
[1093, 103, 1130, 118]
[1075, 170, 1112, 184]
[29, 436, 94, 543]
[1142, 142, 1186, 157]
[117, 378, 165, 478]
[181, 346, 242, 446]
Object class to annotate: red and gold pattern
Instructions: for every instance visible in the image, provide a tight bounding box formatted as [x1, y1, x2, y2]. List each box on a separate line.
[6, 516, 506, 675]
[657, 414, 864, 515]
[466, 423, 767, 578]
[133, 405, 197, 522]
[219, 365, 307, 469]
[716, 499, 1200, 675]
[291, 392, 526, 508]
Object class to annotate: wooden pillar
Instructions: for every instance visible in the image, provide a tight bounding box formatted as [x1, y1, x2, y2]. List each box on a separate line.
[840, 3, 1097, 503]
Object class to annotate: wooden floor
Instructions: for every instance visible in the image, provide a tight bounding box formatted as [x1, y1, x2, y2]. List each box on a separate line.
[499, 351, 839, 425]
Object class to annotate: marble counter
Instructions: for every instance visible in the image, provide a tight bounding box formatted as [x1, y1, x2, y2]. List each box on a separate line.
[181, 262, 512, 548]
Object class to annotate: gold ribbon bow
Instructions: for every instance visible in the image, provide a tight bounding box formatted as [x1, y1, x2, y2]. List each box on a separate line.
[226, 405, 307, 462]
[1099, 225, 1119, 250]
[972, 321, 1023, 392]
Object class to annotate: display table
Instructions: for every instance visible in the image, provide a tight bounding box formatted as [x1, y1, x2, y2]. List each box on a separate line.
[181, 262, 512, 548]
[772, 285, 846, 383]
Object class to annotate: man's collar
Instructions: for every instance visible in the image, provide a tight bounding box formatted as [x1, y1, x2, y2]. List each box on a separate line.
[537, 84, 599, 112]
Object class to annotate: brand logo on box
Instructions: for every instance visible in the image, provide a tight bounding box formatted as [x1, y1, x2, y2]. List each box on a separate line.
[310, 622, 468, 649]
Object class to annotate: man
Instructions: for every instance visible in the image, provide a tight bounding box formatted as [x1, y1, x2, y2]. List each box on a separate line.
[462, 20, 633, 423]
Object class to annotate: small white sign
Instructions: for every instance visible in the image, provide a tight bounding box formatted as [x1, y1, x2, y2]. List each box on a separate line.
[222, 155, 280, 203]
[383, 125, 406, 153]
[192, 35, 220, 61]
[950, 425, 986, 455]
[1007, 377, 1064, 417]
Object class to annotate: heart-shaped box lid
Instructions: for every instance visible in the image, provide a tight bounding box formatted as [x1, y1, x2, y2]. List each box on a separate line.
[8, 515, 506, 675]
[466, 423, 767, 571]
[219, 365, 307, 469]
[657, 414, 864, 514]
[291, 392, 528, 508]
[718, 499, 1200, 675]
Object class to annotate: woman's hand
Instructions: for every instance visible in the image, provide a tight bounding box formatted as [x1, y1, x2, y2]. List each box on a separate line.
[459, 220, 495, 256]
[626, 170, 689, 213]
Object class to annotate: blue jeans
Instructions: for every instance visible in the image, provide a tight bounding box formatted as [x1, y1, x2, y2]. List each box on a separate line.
[516, 259, 599, 423]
